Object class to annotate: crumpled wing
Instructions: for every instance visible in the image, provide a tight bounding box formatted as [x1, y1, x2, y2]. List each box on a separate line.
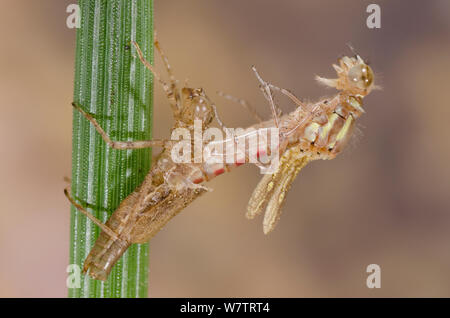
[246, 173, 274, 220]
[247, 146, 309, 234]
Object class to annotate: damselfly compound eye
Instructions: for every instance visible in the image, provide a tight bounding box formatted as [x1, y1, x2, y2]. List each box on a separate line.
[348, 64, 374, 89]
[70, 40, 378, 280]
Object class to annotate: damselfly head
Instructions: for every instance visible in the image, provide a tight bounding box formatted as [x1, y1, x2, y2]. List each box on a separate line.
[345, 56, 374, 93]
[316, 54, 375, 97]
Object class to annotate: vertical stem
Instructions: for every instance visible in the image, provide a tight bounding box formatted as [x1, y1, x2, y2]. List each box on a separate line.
[69, 0, 153, 298]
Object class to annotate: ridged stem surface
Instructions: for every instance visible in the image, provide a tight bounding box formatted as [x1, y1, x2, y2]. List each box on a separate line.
[69, 0, 153, 298]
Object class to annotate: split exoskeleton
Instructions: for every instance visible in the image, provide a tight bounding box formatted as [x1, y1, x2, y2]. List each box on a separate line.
[66, 37, 376, 280]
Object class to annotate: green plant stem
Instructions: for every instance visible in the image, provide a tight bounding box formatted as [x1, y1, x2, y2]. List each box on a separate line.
[69, 0, 153, 298]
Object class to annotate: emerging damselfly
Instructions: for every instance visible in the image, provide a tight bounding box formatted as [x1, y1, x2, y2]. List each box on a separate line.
[66, 36, 377, 280]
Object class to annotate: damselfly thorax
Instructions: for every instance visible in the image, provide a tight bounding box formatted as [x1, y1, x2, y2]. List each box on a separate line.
[66, 38, 377, 280]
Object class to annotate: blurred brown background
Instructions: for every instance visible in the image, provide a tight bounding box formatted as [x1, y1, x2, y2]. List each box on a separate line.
[1, 0, 450, 297]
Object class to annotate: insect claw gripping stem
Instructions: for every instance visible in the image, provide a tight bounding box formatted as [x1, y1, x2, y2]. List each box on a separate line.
[64, 187, 119, 240]
[72, 102, 168, 149]
[68, 36, 377, 280]
[132, 40, 179, 113]
[131, 41, 164, 87]
[69, 36, 237, 281]
[153, 36, 177, 86]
